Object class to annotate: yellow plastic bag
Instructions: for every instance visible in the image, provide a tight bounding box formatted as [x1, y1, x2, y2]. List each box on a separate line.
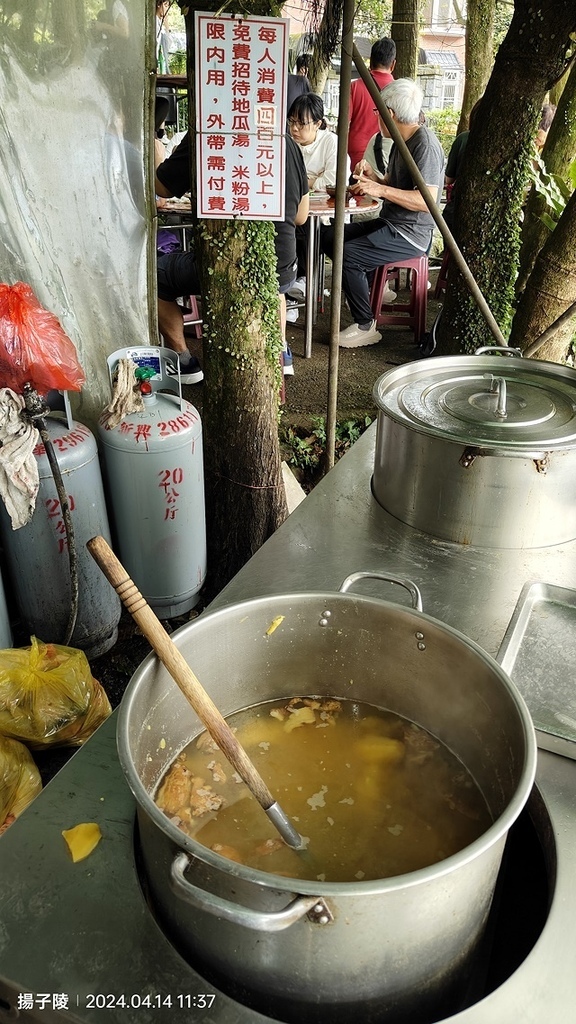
[0, 734, 42, 832]
[0, 637, 111, 748]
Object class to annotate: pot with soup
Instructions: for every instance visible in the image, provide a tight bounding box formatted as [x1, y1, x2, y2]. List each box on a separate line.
[118, 573, 536, 1024]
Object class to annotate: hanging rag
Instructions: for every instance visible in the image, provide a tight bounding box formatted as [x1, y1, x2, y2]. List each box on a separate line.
[0, 389, 40, 530]
[100, 358, 145, 431]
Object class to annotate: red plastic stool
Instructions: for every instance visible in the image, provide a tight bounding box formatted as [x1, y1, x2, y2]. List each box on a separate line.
[433, 250, 450, 299]
[369, 254, 428, 345]
[183, 294, 203, 338]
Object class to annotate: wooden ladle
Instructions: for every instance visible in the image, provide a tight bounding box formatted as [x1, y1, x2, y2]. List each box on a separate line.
[87, 535, 306, 852]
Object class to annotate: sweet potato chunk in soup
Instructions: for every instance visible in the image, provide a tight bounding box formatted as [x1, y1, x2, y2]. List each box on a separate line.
[154, 697, 492, 883]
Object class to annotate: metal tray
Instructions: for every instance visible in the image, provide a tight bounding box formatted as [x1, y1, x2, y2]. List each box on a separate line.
[497, 581, 576, 759]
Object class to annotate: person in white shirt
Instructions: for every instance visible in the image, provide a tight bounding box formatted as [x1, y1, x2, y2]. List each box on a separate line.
[92, 0, 129, 42]
[156, 0, 171, 72]
[286, 93, 337, 305]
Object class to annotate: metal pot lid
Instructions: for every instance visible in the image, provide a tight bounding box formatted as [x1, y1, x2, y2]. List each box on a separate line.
[374, 355, 576, 451]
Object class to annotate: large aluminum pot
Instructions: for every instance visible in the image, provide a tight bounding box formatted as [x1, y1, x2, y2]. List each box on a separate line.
[372, 348, 576, 548]
[118, 573, 536, 1024]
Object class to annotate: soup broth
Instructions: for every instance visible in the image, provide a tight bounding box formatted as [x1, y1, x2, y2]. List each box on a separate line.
[154, 696, 492, 882]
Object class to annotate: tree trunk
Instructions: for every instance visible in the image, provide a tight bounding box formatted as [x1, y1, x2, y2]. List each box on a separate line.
[516, 59, 576, 295]
[456, 0, 495, 135]
[391, 0, 420, 80]
[436, 0, 576, 357]
[307, 0, 344, 88]
[196, 220, 288, 598]
[509, 188, 576, 362]
[182, 3, 288, 599]
[549, 58, 572, 106]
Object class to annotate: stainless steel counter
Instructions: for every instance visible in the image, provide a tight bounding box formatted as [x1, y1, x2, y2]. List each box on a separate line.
[213, 427, 576, 657]
[1, 424, 575, 1023]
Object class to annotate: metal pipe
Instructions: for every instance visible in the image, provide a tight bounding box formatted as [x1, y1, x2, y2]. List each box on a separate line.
[324, 4, 356, 473]
[351, 45, 508, 349]
[523, 300, 576, 359]
[22, 385, 79, 646]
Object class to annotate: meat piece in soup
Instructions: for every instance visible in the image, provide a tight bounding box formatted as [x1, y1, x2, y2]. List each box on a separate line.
[154, 696, 492, 883]
[156, 754, 224, 822]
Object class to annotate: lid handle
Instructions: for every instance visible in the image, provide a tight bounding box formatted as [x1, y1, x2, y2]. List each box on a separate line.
[487, 375, 508, 419]
[475, 345, 523, 358]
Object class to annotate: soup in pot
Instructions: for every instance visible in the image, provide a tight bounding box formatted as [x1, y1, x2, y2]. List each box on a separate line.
[154, 696, 492, 882]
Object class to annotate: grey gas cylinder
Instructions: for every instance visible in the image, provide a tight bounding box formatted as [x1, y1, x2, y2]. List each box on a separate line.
[0, 416, 121, 658]
[98, 348, 206, 618]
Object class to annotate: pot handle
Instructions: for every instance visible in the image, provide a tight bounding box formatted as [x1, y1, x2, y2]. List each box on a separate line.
[475, 346, 523, 358]
[339, 571, 423, 612]
[170, 852, 331, 932]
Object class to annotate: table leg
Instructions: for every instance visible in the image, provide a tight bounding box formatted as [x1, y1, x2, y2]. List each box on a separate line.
[304, 217, 317, 359]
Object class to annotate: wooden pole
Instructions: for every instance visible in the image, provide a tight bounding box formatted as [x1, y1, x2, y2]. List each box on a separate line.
[351, 46, 507, 348]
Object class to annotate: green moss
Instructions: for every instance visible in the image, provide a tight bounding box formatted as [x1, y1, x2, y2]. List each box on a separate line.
[197, 219, 283, 392]
[447, 136, 537, 352]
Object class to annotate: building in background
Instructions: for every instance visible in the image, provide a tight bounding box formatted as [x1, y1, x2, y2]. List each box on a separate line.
[288, 0, 466, 116]
[419, 0, 466, 110]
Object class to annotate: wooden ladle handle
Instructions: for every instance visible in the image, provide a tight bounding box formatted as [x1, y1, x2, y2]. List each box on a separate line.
[87, 535, 278, 813]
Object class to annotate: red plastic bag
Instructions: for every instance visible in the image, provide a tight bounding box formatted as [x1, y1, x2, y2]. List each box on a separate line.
[0, 282, 85, 394]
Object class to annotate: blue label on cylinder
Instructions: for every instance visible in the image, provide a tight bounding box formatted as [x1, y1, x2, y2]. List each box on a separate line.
[124, 349, 162, 378]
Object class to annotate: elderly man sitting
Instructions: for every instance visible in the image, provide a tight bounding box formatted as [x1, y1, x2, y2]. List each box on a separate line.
[321, 78, 444, 348]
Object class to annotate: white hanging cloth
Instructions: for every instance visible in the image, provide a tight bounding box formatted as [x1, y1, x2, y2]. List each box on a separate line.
[0, 389, 39, 529]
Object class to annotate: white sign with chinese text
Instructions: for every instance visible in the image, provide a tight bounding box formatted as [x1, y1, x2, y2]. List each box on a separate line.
[195, 12, 288, 220]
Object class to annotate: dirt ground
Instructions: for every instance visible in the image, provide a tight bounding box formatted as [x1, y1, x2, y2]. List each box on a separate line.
[282, 274, 442, 425]
[184, 260, 443, 427]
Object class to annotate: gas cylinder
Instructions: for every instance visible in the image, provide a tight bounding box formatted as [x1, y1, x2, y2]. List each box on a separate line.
[98, 347, 206, 617]
[0, 410, 121, 658]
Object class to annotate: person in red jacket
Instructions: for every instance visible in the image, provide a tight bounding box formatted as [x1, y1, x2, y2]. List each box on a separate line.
[348, 38, 396, 175]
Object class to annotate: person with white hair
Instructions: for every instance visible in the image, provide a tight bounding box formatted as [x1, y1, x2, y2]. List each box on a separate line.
[322, 78, 445, 348]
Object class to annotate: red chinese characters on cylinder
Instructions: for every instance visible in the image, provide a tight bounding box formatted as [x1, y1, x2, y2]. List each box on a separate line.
[159, 467, 183, 522]
[98, 394, 206, 618]
[45, 494, 76, 554]
[0, 419, 121, 658]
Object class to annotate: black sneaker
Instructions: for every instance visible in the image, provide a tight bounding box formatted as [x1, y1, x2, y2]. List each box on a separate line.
[167, 355, 204, 384]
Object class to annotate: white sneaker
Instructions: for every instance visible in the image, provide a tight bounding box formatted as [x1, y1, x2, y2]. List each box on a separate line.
[338, 320, 381, 348]
[282, 346, 294, 376]
[287, 277, 306, 300]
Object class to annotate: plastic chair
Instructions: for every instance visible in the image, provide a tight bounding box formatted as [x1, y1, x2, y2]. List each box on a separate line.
[183, 295, 203, 339]
[369, 254, 428, 345]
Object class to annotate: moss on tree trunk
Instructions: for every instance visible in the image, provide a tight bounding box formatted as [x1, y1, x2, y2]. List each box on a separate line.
[509, 188, 576, 362]
[516, 60, 576, 295]
[436, 0, 576, 356]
